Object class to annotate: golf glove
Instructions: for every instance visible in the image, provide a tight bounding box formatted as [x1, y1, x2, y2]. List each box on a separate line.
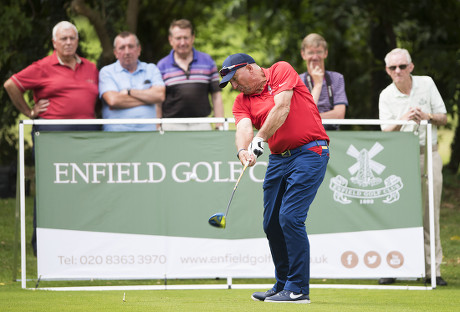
[248, 137, 264, 158]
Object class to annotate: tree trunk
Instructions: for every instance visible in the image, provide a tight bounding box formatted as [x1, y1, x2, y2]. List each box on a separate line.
[368, 19, 395, 120]
[447, 108, 460, 174]
[126, 0, 139, 34]
[70, 0, 114, 67]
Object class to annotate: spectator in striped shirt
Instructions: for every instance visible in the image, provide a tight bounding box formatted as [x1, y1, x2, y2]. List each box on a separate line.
[157, 19, 224, 130]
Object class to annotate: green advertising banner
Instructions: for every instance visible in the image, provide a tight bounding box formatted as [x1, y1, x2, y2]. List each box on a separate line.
[309, 131, 423, 234]
[34, 131, 424, 280]
[35, 131, 268, 239]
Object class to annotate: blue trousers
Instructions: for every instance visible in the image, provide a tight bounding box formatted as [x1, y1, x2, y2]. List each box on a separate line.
[263, 144, 329, 295]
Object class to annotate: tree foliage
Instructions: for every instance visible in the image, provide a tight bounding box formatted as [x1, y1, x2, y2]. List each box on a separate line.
[1, 0, 459, 172]
[207, 0, 460, 171]
[69, 0, 218, 67]
[0, 0, 68, 165]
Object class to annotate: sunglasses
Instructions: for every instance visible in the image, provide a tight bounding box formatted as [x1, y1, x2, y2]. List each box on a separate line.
[219, 62, 248, 77]
[388, 64, 409, 71]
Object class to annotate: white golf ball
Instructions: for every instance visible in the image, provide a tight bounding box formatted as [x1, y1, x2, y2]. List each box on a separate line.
[190, 173, 197, 180]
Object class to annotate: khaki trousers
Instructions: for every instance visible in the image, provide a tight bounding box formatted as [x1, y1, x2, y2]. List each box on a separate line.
[420, 147, 443, 278]
[161, 123, 212, 131]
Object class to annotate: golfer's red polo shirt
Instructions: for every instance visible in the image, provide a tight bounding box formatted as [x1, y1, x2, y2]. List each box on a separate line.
[233, 61, 328, 154]
[10, 51, 99, 119]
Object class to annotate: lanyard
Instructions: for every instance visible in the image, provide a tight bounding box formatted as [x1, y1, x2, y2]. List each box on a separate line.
[305, 72, 334, 109]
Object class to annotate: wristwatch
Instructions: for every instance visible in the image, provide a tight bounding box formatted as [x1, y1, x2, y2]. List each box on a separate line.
[237, 149, 246, 160]
[127, 89, 131, 96]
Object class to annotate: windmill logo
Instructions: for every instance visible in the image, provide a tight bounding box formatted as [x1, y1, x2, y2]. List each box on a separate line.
[329, 142, 403, 204]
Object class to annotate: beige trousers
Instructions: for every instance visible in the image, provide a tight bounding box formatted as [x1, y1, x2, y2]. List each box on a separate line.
[161, 123, 212, 131]
[420, 148, 443, 278]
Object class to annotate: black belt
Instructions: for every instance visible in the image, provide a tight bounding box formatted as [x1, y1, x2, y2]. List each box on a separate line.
[280, 140, 328, 157]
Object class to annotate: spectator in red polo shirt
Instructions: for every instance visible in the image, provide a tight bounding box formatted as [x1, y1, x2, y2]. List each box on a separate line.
[219, 53, 329, 303]
[3, 21, 99, 131]
[3, 21, 100, 256]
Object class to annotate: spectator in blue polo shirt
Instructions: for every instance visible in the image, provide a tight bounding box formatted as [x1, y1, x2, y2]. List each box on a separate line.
[157, 19, 224, 130]
[99, 31, 165, 131]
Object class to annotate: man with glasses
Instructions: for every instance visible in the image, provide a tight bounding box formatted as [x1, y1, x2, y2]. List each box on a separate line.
[220, 53, 330, 303]
[157, 19, 224, 130]
[299, 33, 348, 130]
[378, 48, 447, 286]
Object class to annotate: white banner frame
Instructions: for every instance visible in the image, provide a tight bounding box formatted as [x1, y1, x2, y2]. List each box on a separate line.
[17, 118, 435, 290]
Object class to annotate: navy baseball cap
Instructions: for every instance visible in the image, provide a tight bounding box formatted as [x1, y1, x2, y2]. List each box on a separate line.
[219, 53, 255, 88]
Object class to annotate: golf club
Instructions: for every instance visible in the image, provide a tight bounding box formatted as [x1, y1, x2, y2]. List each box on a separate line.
[208, 161, 249, 229]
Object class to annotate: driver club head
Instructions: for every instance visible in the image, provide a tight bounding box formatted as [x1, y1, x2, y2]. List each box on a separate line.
[208, 213, 226, 229]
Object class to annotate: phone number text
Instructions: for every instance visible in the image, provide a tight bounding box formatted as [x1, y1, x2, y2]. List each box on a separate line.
[57, 254, 167, 265]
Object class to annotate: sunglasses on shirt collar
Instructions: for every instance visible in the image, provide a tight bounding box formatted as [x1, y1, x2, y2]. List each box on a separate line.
[387, 64, 409, 71]
[219, 63, 248, 77]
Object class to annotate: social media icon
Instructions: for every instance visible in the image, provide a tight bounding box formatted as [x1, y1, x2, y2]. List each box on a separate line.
[364, 251, 381, 268]
[341, 251, 358, 268]
[386, 251, 404, 268]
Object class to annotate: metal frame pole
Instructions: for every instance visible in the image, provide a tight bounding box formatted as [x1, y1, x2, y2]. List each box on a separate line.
[19, 121, 27, 289]
[426, 123, 436, 288]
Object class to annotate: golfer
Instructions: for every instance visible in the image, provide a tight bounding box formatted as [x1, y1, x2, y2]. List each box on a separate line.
[219, 53, 329, 303]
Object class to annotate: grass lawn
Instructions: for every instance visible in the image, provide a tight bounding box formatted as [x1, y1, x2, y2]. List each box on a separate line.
[0, 169, 458, 311]
[1, 287, 460, 312]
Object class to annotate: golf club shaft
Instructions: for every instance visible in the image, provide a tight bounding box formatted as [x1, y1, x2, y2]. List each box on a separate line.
[224, 161, 249, 217]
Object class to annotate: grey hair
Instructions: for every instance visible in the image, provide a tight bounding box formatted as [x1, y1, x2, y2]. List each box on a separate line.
[384, 48, 412, 66]
[113, 31, 140, 49]
[52, 21, 79, 40]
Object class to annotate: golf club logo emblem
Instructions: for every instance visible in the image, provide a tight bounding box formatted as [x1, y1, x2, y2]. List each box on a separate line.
[329, 142, 403, 204]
